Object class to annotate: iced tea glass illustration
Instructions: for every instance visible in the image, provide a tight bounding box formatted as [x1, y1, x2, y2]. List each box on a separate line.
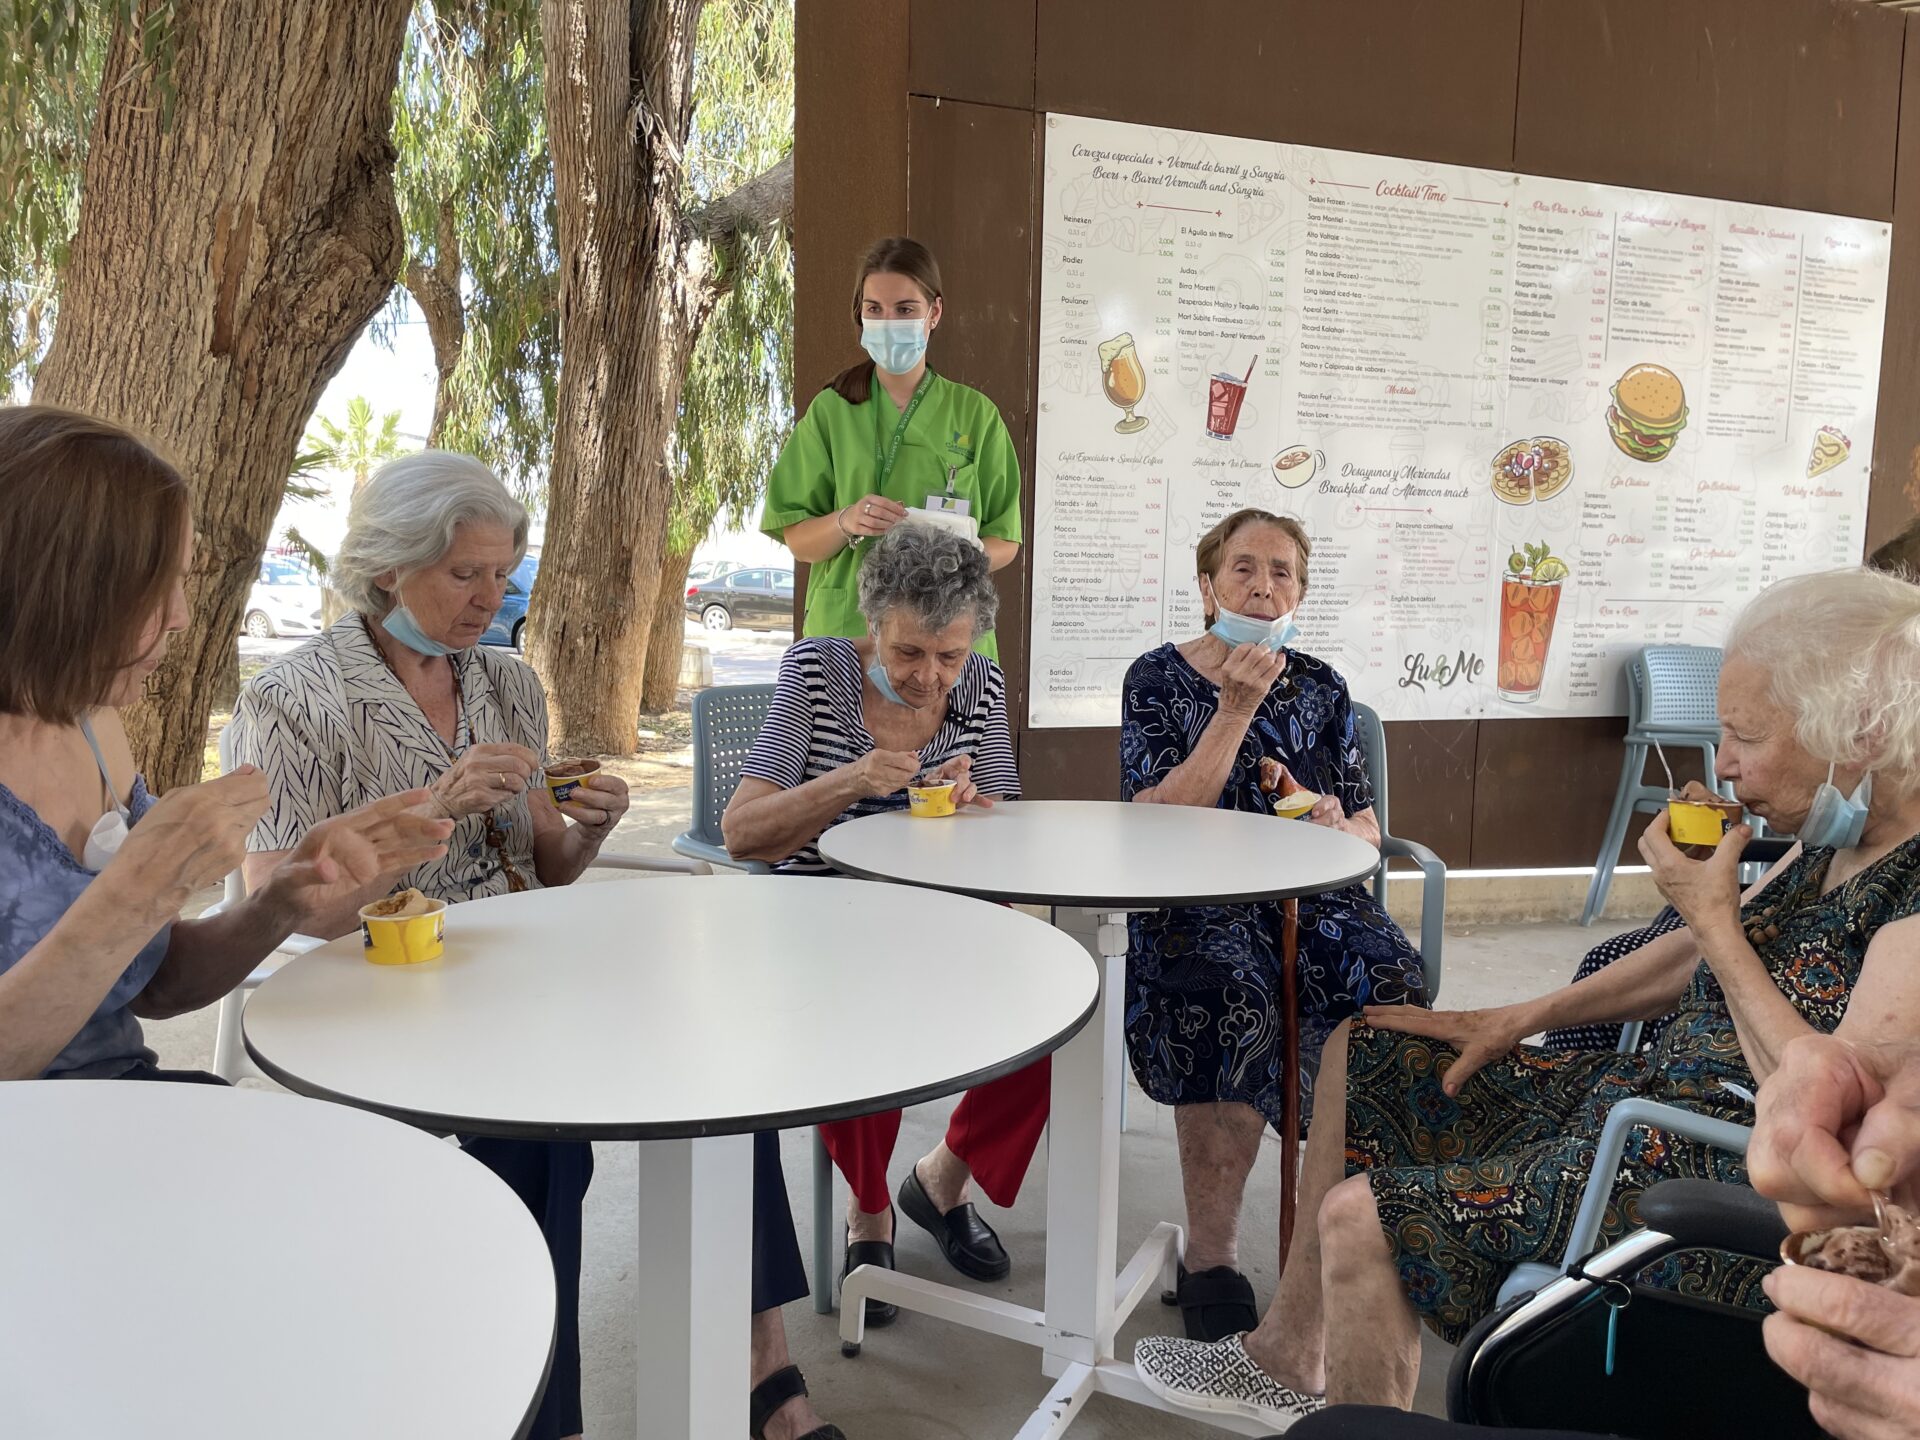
[1497, 576, 1562, 703]
[1098, 333, 1149, 435]
[1206, 373, 1248, 439]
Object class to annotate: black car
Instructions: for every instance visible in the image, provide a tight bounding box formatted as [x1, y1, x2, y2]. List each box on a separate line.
[684, 566, 794, 632]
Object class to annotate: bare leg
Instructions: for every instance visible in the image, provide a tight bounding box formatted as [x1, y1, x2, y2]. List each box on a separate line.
[1240, 1016, 1357, 1395]
[913, 1139, 973, 1212]
[845, 1197, 892, 1244]
[1316, 1175, 1422, 1407]
[751, 1307, 829, 1440]
[1173, 1101, 1267, 1271]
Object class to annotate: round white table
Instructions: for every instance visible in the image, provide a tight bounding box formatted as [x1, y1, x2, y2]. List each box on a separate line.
[0, 1081, 554, 1440]
[244, 876, 1097, 1438]
[818, 800, 1379, 1439]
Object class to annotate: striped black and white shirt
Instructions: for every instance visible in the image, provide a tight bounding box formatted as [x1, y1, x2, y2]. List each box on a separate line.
[742, 637, 1021, 874]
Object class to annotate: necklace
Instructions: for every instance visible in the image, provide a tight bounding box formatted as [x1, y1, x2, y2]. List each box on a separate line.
[361, 616, 527, 893]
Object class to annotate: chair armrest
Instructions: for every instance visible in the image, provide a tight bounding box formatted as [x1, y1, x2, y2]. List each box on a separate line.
[587, 853, 706, 876]
[1559, 1098, 1752, 1270]
[1637, 1178, 1787, 1262]
[1381, 834, 1446, 1003]
[671, 832, 771, 875]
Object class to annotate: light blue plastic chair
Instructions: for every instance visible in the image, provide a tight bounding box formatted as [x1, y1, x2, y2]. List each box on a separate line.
[1580, 646, 1730, 926]
[1352, 700, 1447, 1002]
[672, 684, 774, 876]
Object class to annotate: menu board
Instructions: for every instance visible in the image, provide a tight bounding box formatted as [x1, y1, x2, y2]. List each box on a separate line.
[1029, 113, 1891, 727]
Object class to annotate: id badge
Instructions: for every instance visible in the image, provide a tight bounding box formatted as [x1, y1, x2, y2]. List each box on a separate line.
[925, 493, 971, 517]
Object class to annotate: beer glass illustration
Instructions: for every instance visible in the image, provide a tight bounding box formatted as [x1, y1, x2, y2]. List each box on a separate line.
[1098, 333, 1149, 435]
[1497, 543, 1569, 704]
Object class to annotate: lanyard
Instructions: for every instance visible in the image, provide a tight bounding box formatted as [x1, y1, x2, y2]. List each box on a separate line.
[872, 370, 934, 492]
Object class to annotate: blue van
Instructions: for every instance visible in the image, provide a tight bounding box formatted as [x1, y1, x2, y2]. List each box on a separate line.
[482, 551, 539, 650]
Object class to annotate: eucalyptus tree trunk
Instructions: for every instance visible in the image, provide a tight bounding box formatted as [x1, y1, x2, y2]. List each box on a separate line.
[33, 0, 411, 792]
[639, 546, 698, 713]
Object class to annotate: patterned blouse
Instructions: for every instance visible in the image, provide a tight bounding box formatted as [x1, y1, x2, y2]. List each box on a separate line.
[231, 616, 550, 901]
[740, 637, 1021, 873]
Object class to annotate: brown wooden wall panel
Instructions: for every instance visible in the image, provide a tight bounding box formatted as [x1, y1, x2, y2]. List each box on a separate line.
[1514, 0, 1903, 220]
[1867, 15, 1920, 553]
[791, 1, 909, 622]
[910, 0, 1035, 110]
[1382, 722, 1478, 871]
[1021, 727, 1122, 802]
[1035, 0, 1525, 169]
[906, 98, 1040, 721]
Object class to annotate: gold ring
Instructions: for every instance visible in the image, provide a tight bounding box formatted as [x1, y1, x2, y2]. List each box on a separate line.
[498, 772, 508, 789]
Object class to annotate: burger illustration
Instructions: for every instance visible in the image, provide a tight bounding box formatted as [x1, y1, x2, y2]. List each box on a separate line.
[1606, 362, 1689, 464]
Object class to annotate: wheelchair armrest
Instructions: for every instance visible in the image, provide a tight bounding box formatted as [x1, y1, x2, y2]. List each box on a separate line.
[1559, 1098, 1752, 1272]
[1637, 1179, 1787, 1262]
[1741, 836, 1795, 866]
[1381, 834, 1446, 1002]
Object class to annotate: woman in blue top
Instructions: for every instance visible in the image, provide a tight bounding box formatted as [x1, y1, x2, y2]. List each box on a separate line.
[1120, 507, 1426, 1342]
[0, 405, 451, 1083]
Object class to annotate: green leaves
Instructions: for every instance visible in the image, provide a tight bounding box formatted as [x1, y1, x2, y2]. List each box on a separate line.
[1507, 541, 1567, 583]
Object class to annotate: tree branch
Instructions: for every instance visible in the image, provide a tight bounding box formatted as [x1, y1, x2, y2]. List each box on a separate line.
[684, 150, 792, 302]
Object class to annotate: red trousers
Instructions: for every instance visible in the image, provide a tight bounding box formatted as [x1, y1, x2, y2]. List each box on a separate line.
[819, 1056, 1051, 1215]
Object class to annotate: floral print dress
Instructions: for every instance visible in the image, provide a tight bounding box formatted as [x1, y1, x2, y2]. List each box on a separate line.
[1347, 834, 1920, 1344]
[1120, 643, 1426, 1132]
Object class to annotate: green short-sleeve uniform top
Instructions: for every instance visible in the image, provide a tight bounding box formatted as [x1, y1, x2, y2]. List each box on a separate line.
[761, 370, 1022, 660]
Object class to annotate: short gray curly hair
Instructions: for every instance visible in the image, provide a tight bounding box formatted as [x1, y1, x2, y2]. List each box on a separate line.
[856, 522, 998, 640]
[332, 451, 529, 616]
[1724, 566, 1920, 796]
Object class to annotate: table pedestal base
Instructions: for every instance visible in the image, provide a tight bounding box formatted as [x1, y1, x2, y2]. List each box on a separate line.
[839, 908, 1299, 1436]
[634, 1133, 753, 1440]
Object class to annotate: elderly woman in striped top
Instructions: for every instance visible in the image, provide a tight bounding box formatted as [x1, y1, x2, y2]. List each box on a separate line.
[724, 522, 1040, 1329]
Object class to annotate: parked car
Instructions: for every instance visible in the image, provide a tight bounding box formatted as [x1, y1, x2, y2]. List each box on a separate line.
[481, 551, 540, 650]
[686, 558, 742, 585]
[243, 557, 324, 638]
[684, 566, 794, 632]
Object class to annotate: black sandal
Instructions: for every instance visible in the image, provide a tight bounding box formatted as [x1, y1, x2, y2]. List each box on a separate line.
[1161, 1261, 1259, 1341]
[749, 1364, 847, 1440]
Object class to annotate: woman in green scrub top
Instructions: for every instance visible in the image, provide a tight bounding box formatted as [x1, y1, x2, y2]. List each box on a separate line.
[763, 236, 1022, 659]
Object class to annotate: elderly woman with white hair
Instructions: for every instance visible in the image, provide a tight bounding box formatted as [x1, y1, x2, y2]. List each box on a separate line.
[724, 522, 1041, 1342]
[231, 451, 638, 1440]
[1136, 565, 1920, 1431]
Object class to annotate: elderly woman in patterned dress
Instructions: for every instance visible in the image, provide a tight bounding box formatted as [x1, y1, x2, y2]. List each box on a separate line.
[1134, 566, 1920, 1433]
[233, 453, 841, 1440]
[1120, 507, 1426, 1343]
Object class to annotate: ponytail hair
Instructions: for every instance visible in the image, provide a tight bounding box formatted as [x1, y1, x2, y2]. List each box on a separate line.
[825, 236, 944, 405]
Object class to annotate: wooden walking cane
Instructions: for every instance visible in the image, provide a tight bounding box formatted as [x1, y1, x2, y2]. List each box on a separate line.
[1278, 896, 1302, 1272]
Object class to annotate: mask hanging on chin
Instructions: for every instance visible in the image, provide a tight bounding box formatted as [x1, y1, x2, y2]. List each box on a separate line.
[1796, 764, 1872, 849]
[860, 318, 930, 376]
[1209, 602, 1299, 653]
[381, 597, 458, 658]
[866, 658, 920, 709]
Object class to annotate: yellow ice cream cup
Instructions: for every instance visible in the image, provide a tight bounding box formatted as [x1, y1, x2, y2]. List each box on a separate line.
[543, 761, 601, 804]
[1667, 798, 1741, 847]
[1272, 790, 1320, 820]
[907, 782, 957, 818]
[358, 898, 447, 966]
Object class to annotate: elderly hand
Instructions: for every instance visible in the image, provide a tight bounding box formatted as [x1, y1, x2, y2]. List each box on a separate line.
[267, 791, 454, 926]
[558, 771, 630, 835]
[840, 494, 908, 540]
[1220, 643, 1285, 718]
[426, 743, 541, 818]
[1750, 1033, 1920, 1232]
[1763, 1264, 1920, 1440]
[1360, 1003, 1531, 1097]
[1637, 808, 1748, 939]
[929, 753, 994, 809]
[103, 768, 270, 924]
[852, 747, 920, 799]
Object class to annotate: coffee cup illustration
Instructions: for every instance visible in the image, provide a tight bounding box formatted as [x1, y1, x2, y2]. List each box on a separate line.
[1272, 445, 1324, 489]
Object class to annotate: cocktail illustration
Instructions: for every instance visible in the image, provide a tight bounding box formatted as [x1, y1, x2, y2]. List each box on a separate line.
[1497, 542, 1569, 704]
[1206, 356, 1257, 440]
[1097, 333, 1149, 435]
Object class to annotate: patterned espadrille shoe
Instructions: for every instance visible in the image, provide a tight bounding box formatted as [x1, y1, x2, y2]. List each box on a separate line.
[1134, 1332, 1325, 1431]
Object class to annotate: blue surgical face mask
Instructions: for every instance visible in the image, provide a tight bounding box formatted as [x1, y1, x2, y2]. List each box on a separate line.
[1209, 603, 1298, 653]
[867, 659, 919, 709]
[1797, 764, 1873, 849]
[381, 602, 458, 658]
[861, 318, 930, 376]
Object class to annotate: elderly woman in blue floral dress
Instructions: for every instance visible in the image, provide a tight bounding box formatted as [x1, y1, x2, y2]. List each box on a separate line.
[1135, 566, 1920, 1434]
[1121, 507, 1426, 1343]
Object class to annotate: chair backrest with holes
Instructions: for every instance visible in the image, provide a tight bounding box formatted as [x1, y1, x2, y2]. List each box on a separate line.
[688, 684, 775, 848]
[1631, 645, 1723, 734]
